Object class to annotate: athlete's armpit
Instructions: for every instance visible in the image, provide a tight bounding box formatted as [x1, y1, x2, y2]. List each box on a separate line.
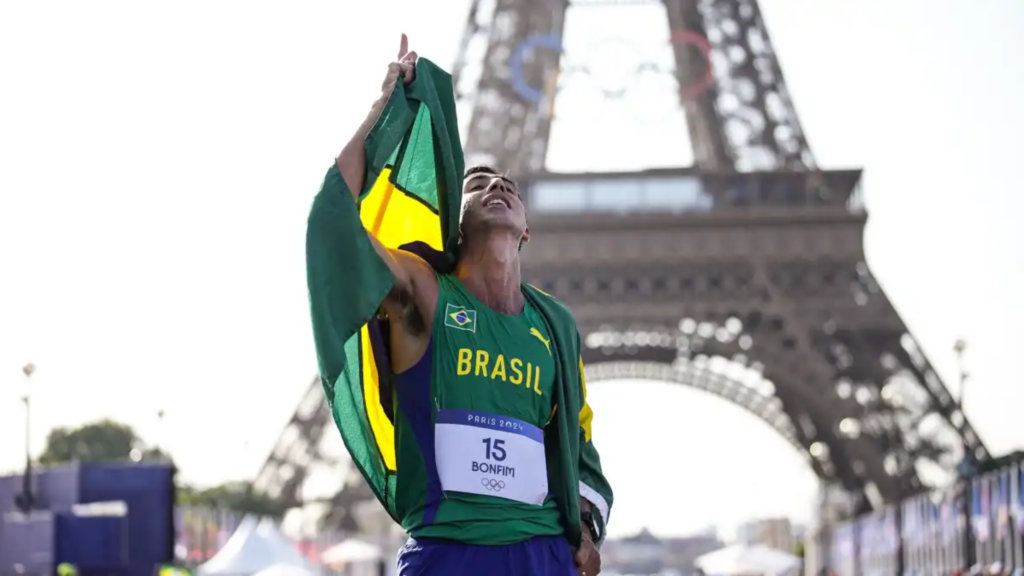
[378, 247, 438, 337]
[383, 284, 427, 336]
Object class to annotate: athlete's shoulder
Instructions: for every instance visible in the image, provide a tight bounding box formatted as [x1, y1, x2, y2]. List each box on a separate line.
[524, 282, 561, 304]
[522, 284, 578, 325]
[434, 272, 460, 289]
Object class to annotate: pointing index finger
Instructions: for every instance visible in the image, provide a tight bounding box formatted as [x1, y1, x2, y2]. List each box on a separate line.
[398, 33, 409, 59]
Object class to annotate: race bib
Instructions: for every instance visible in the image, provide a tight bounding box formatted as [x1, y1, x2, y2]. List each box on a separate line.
[435, 409, 549, 506]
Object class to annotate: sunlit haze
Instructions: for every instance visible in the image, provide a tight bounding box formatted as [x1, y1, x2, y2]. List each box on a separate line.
[2, 0, 1023, 539]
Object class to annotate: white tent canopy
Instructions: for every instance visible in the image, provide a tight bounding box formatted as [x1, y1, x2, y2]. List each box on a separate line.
[321, 538, 382, 565]
[198, 516, 311, 576]
[249, 561, 313, 576]
[695, 543, 801, 576]
[251, 565, 317, 576]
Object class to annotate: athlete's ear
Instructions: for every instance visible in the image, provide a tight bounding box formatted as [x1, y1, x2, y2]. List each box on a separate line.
[522, 227, 530, 245]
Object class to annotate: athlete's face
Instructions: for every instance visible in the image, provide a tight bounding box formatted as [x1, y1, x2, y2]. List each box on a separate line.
[460, 171, 529, 246]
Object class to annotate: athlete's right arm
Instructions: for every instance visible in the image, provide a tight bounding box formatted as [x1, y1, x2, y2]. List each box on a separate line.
[333, 35, 437, 367]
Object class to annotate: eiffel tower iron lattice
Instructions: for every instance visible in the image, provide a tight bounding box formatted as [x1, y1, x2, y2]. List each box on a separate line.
[258, 0, 989, 526]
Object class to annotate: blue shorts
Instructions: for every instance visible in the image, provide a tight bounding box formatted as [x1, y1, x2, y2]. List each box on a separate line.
[396, 535, 579, 576]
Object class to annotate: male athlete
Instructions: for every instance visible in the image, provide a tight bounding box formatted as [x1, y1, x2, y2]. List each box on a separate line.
[335, 35, 608, 575]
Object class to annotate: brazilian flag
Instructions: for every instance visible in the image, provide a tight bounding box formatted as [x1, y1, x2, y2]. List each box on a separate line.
[305, 58, 463, 519]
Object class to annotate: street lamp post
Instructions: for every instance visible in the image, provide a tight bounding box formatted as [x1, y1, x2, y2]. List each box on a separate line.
[17, 363, 37, 513]
[951, 339, 980, 569]
[953, 338, 969, 453]
[155, 409, 166, 461]
[952, 339, 977, 479]
[953, 339, 968, 412]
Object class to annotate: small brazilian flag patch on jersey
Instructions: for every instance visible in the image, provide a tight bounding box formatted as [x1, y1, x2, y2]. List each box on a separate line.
[444, 303, 477, 332]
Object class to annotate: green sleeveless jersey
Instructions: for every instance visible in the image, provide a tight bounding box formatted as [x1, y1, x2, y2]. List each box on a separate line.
[392, 274, 563, 545]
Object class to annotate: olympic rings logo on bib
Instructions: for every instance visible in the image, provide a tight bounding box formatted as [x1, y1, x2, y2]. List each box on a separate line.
[481, 478, 506, 491]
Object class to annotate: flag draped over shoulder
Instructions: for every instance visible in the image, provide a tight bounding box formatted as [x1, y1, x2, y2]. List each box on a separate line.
[305, 58, 461, 520]
[305, 58, 612, 547]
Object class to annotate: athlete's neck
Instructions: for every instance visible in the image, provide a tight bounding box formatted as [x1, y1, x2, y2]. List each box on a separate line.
[456, 232, 523, 315]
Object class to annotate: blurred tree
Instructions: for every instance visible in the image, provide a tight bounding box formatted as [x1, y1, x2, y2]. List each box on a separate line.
[40, 419, 141, 465]
[177, 481, 285, 518]
[38, 418, 171, 465]
[141, 446, 173, 463]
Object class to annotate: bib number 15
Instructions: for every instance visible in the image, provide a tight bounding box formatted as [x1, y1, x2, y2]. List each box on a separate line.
[482, 438, 507, 461]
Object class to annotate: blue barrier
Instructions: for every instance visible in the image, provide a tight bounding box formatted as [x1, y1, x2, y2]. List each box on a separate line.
[0, 512, 55, 576]
[79, 463, 175, 576]
[0, 463, 174, 576]
[57, 514, 129, 575]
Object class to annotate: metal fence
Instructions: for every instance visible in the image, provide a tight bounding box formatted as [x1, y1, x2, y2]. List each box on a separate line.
[827, 461, 1024, 576]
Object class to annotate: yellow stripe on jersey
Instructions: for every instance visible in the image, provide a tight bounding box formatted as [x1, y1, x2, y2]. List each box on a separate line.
[579, 357, 594, 442]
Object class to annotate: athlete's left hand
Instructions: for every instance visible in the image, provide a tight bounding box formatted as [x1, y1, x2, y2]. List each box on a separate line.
[574, 529, 601, 575]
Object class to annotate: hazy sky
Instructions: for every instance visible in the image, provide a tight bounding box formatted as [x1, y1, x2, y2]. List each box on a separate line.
[2, 0, 1023, 539]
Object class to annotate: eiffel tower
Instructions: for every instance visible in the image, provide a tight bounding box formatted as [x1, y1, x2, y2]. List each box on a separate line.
[255, 0, 989, 527]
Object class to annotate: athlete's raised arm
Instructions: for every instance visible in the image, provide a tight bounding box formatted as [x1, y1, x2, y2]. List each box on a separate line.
[337, 34, 436, 306]
[306, 34, 437, 370]
[335, 34, 416, 201]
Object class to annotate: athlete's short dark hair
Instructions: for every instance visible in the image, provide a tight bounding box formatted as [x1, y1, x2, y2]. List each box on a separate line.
[464, 165, 517, 189]
[464, 164, 498, 178]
